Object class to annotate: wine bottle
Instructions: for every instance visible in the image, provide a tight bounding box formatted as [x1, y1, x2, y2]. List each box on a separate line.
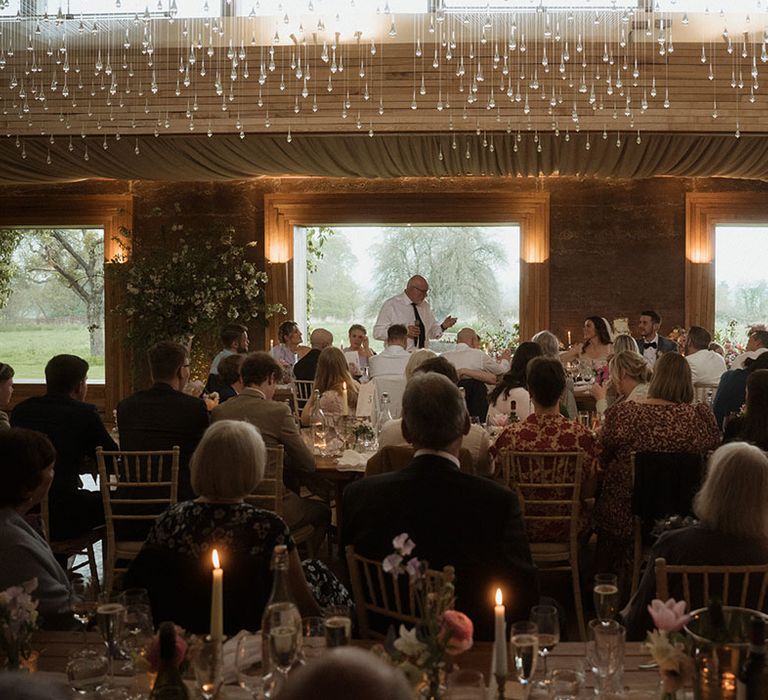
[150, 622, 189, 700]
[738, 617, 767, 700]
[261, 545, 301, 677]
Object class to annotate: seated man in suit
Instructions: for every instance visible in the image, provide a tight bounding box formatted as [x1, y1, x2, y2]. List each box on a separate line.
[342, 372, 539, 640]
[293, 328, 334, 382]
[11, 354, 117, 540]
[117, 341, 210, 501]
[636, 310, 678, 368]
[211, 352, 330, 551]
[369, 324, 410, 378]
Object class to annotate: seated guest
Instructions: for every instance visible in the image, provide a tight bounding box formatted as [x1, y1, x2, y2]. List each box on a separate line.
[730, 325, 768, 370]
[271, 320, 310, 375]
[343, 324, 375, 376]
[559, 316, 613, 369]
[723, 369, 768, 450]
[11, 355, 116, 540]
[301, 348, 360, 426]
[378, 356, 491, 475]
[404, 349, 437, 379]
[215, 353, 245, 403]
[211, 352, 330, 551]
[293, 328, 334, 382]
[0, 362, 13, 431]
[713, 348, 768, 429]
[591, 350, 652, 416]
[594, 352, 721, 593]
[369, 324, 410, 378]
[206, 323, 248, 395]
[487, 342, 543, 423]
[489, 357, 598, 541]
[117, 342, 209, 501]
[613, 333, 641, 355]
[0, 429, 71, 625]
[636, 310, 677, 368]
[342, 372, 538, 641]
[683, 325, 726, 386]
[442, 327, 511, 384]
[623, 442, 768, 640]
[532, 330, 577, 419]
[278, 647, 412, 700]
[124, 420, 320, 635]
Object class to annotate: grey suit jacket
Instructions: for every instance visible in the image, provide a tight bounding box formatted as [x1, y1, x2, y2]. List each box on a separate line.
[636, 335, 678, 355]
[210, 388, 316, 481]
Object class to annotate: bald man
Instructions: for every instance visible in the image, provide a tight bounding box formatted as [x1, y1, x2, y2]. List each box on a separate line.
[442, 327, 512, 383]
[293, 328, 333, 381]
[373, 275, 457, 350]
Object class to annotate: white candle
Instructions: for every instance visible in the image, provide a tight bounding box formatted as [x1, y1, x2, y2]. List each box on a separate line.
[210, 549, 224, 642]
[494, 588, 508, 678]
[270, 339, 274, 350]
[341, 381, 349, 416]
[567, 330, 572, 346]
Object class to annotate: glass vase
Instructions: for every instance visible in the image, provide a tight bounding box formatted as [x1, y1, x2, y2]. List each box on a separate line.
[419, 665, 446, 700]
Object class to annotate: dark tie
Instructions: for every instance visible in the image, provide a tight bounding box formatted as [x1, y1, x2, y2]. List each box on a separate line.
[643, 341, 657, 350]
[412, 302, 426, 349]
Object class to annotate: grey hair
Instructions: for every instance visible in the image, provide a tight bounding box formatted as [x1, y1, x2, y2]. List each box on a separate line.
[532, 330, 560, 359]
[401, 373, 467, 450]
[694, 442, 768, 539]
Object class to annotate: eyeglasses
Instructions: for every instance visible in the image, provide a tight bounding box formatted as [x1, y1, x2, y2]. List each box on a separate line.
[408, 285, 429, 294]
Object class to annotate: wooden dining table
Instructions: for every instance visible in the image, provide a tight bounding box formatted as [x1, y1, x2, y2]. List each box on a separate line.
[314, 454, 366, 558]
[31, 630, 661, 696]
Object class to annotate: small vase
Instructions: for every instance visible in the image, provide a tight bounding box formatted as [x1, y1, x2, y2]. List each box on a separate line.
[419, 666, 446, 700]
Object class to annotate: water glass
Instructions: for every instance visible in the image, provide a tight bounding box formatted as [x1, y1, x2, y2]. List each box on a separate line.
[586, 619, 625, 696]
[548, 667, 585, 700]
[445, 669, 486, 699]
[530, 604, 560, 681]
[192, 635, 224, 700]
[593, 573, 619, 624]
[510, 621, 539, 698]
[236, 632, 265, 699]
[66, 648, 109, 695]
[301, 616, 327, 660]
[323, 606, 352, 648]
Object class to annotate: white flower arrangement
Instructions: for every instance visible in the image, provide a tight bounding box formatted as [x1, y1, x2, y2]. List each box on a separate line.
[0, 578, 39, 670]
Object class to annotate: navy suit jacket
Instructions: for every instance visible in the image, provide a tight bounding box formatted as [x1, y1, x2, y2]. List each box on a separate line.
[342, 453, 539, 640]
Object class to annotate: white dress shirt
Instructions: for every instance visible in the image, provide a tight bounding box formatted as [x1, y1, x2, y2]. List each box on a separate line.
[641, 333, 660, 367]
[373, 292, 443, 349]
[368, 345, 411, 378]
[686, 349, 727, 385]
[730, 347, 768, 370]
[441, 342, 510, 375]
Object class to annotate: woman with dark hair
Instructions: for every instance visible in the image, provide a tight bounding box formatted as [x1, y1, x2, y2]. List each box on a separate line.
[271, 320, 310, 374]
[487, 342, 543, 423]
[723, 369, 768, 450]
[0, 362, 14, 431]
[0, 428, 72, 623]
[559, 316, 613, 370]
[712, 351, 768, 429]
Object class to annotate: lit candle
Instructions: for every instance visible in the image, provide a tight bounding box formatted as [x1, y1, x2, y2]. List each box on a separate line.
[210, 549, 223, 643]
[494, 588, 508, 678]
[270, 339, 274, 351]
[567, 330, 572, 346]
[341, 381, 349, 416]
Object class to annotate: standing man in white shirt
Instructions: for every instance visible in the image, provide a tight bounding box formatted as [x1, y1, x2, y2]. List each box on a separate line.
[684, 325, 727, 385]
[373, 275, 457, 350]
[369, 325, 412, 378]
[441, 328, 511, 383]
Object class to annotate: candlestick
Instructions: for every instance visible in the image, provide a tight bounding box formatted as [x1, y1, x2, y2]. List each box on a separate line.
[494, 588, 508, 682]
[210, 549, 224, 643]
[495, 672, 507, 700]
[341, 381, 349, 416]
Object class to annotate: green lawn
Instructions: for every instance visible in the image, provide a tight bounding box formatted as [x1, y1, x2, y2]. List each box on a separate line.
[0, 325, 105, 381]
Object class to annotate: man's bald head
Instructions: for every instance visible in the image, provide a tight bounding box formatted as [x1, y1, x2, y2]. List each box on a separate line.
[309, 328, 334, 349]
[276, 647, 412, 700]
[456, 328, 479, 347]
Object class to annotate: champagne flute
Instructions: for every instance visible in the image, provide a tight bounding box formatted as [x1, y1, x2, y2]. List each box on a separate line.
[96, 593, 126, 680]
[70, 578, 98, 642]
[510, 621, 539, 699]
[192, 635, 223, 700]
[593, 573, 620, 624]
[530, 604, 559, 684]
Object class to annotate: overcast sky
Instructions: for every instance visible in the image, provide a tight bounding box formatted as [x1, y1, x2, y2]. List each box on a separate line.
[716, 225, 768, 285]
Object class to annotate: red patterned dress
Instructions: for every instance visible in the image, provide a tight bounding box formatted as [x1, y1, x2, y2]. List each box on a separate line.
[490, 413, 599, 542]
[594, 401, 721, 577]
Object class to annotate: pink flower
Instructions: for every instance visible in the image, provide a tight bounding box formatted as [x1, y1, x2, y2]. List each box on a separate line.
[383, 553, 404, 575]
[147, 626, 188, 671]
[392, 533, 416, 556]
[440, 610, 474, 655]
[490, 414, 509, 427]
[648, 599, 691, 633]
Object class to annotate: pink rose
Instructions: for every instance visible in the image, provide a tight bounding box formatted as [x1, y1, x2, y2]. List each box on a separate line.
[648, 599, 691, 633]
[490, 414, 509, 427]
[147, 625, 188, 671]
[440, 610, 474, 655]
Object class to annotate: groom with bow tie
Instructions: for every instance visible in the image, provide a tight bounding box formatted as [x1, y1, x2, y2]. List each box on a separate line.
[636, 310, 678, 366]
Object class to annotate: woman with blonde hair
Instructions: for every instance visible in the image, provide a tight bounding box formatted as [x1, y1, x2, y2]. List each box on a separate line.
[301, 347, 360, 425]
[624, 443, 768, 638]
[594, 352, 720, 593]
[592, 350, 653, 415]
[404, 349, 436, 380]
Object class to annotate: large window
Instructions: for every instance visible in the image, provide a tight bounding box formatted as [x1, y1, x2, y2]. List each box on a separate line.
[298, 224, 520, 350]
[715, 225, 768, 345]
[0, 228, 105, 381]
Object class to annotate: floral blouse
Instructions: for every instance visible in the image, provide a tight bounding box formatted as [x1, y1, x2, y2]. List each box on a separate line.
[490, 413, 599, 542]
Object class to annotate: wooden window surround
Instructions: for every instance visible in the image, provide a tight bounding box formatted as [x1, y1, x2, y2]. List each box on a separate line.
[264, 192, 550, 344]
[686, 192, 768, 331]
[1, 194, 133, 419]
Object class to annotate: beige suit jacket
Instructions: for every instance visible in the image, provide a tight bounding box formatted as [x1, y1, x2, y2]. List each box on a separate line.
[211, 388, 315, 477]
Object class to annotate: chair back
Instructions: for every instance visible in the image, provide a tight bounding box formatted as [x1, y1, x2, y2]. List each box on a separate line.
[500, 450, 584, 544]
[293, 380, 315, 413]
[244, 446, 285, 516]
[345, 545, 455, 639]
[693, 382, 721, 405]
[372, 377, 407, 420]
[97, 446, 180, 592]
[365, 445, 474, 477]
[655, 557, 768, 612]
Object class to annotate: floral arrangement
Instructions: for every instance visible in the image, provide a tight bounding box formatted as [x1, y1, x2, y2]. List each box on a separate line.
[0, 578, 39, 670]
[644, 598, 694, 698]
[376, 534, 473, 698]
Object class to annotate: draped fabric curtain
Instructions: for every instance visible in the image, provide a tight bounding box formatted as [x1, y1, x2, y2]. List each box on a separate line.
[2, 132, 768, 183]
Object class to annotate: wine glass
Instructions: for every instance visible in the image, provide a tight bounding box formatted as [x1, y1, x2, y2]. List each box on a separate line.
[593, 573, 619, 624]
[510, 621, 539, 699]
[66, 648, 109, 695]
[192, 635, 223, 700]
[236, 632, 265, 699]
[70, 578, 98, 642]
[530, 604, 559, 684]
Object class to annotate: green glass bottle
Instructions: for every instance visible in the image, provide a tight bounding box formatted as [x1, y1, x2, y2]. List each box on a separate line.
[150, 622, 189, 700]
